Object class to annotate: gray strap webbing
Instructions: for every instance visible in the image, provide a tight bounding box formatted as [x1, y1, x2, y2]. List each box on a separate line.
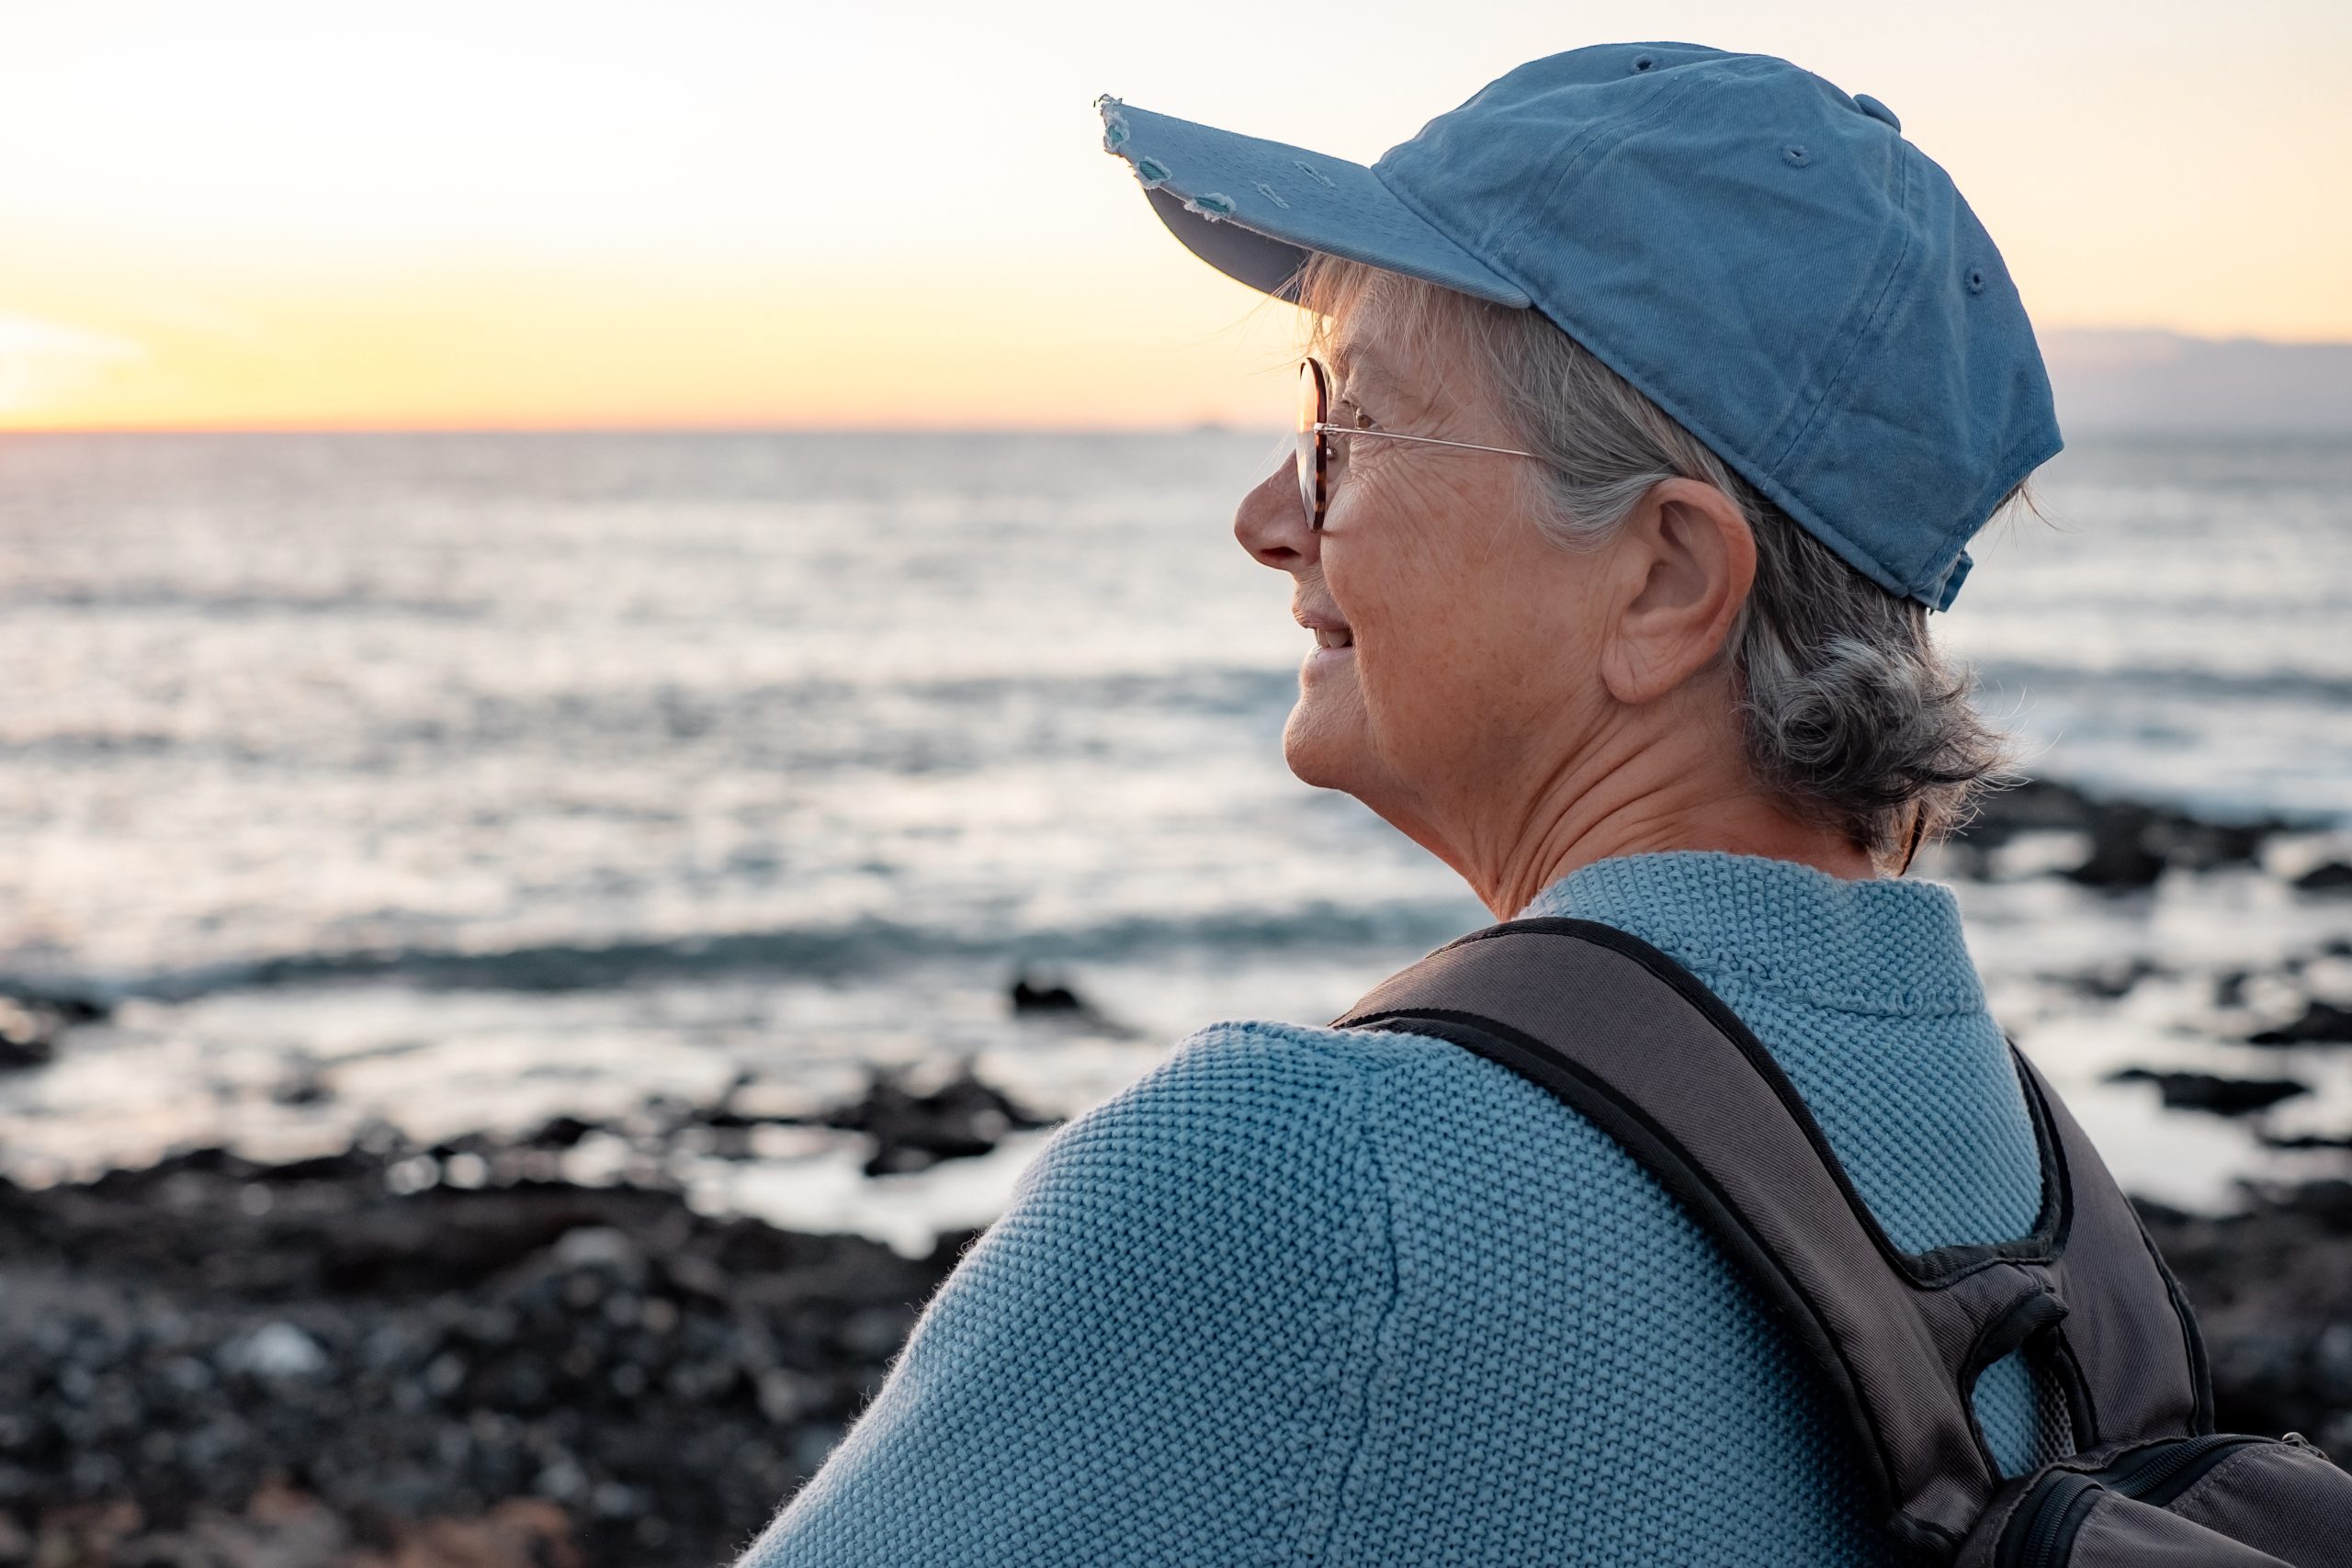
[1332, 917, 2206, 1558]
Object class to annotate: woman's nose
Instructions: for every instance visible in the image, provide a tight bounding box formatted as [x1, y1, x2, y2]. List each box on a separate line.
[1233, 457, 1318, 572]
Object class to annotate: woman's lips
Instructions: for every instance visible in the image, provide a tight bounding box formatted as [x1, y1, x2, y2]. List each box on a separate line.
[1294, 604, 1353, 675]
[1295, 604, 1353, 650]
[1301, 618, 1355, 679]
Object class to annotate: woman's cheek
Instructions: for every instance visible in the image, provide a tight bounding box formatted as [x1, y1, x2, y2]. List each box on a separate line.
[1355, 616, 1440, 761]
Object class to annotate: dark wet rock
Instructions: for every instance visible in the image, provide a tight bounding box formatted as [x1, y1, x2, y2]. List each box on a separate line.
[2109, 1067, 2311, 1116]
[0, 1139, 968, 1567]
[2058, 959, 2170, 1000]
[2064, 801, 2174, 890]
[631, 1066, 1056, 1176]
[7, 987, 108, 1025]
[2293, 861, 2352, 894]
[0, 988, 111, 1070]
[1007, 970, 1135, 1040]
[1010, 972, 1085, 1013]
[2145, 815, 2288, 875]
[1955, 777, 2106, 844]
[822, 1066, 1054, 1178]
[270, 1070, 330, 1108]
[526, 1113, 604, 1151]
[2249, 999, 2352, 1046]
[682, 1072, 785, 1140]
[2139, 1183, 2352, 1448]
[2258, 1130, 2352, 1151]
[0, 1000, 62, 1069]
[1952, 777, 2294, 889]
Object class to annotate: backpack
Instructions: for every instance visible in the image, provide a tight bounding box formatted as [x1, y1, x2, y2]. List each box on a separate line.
[1333, 917, 2352, 1566]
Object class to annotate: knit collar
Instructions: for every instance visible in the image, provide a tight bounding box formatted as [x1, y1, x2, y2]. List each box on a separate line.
[1516, 851, 1988, 1018]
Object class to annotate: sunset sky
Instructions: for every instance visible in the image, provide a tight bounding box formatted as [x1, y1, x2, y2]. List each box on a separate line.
[1, 0, 2346, 432]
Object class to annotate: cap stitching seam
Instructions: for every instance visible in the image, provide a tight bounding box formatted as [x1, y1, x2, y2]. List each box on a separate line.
[1484, 73, 1702, 273]
[1453, 93, 1638, 268]
[1370, 110, 1612, 287]
[1759, 148, 1918, 479]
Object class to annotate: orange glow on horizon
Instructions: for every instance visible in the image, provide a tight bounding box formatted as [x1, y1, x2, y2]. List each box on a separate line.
[2, 2, 2346, 434]
[0, 252, 1311, 434]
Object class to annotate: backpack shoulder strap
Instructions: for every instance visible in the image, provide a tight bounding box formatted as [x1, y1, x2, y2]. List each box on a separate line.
[1333, 917, 2206, 1560]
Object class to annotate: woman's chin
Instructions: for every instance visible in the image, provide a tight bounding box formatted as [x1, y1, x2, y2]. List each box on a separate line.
[1282, 694, 1371, 794]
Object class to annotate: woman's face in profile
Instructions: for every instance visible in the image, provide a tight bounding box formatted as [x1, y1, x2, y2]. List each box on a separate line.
[1232, 305, 1618, 844]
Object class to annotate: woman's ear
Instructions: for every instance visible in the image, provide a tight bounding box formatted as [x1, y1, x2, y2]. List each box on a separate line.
[1598, 478, 1757, 707]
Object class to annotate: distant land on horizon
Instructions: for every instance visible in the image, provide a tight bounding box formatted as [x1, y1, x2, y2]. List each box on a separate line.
[2041, 327, 2352, 434]
[1, 326, 2344, 439]
[1184, 328, 2352, 439]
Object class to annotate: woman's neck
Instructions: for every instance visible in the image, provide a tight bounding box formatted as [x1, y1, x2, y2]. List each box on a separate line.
[1411, 700, 1877, 920]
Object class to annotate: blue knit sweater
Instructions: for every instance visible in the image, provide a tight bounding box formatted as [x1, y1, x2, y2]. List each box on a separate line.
[742, 852, 2052, 1565]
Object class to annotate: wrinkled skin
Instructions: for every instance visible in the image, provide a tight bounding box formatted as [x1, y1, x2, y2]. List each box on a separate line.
[1233, 301, 1873, 917]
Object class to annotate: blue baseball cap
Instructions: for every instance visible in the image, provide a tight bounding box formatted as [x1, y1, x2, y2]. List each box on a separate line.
[1096, 42, 2061, 611]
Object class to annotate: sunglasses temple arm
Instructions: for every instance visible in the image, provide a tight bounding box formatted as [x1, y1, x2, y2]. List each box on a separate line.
[1312, 424, 1538, 459]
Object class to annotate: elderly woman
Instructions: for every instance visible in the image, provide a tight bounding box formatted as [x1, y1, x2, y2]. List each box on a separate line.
[746, 43, 2112, 1566]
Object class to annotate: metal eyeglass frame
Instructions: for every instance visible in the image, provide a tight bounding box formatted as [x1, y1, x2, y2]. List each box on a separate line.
[1296, 356, 1537, 530]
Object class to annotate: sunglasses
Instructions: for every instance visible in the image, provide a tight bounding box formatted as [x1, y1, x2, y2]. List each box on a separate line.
[1295, 356, 1538, 530]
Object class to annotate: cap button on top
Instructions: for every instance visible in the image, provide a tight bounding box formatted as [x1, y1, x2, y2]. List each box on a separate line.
[1853, 94, 1901, 131]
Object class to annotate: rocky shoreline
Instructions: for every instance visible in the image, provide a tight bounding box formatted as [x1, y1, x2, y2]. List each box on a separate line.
[2138, 1182, 2352, 1449]
[0, 1122, 2344, 1568]
[0, 773, 2345, 1565]
[0, 1135, 969, 1568]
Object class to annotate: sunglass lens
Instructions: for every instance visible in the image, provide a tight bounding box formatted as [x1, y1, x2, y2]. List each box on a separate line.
[1295, 359, 1326, 529]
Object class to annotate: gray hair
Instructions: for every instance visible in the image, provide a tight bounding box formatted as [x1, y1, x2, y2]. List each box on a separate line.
[1299, 254, 2020, 862]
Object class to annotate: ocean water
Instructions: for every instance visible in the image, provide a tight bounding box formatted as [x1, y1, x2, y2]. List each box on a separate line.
[0, 430, 2346, 1249]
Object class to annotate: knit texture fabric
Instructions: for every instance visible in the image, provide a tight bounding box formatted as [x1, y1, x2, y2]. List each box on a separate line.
[741, 852, 2052, 1566]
